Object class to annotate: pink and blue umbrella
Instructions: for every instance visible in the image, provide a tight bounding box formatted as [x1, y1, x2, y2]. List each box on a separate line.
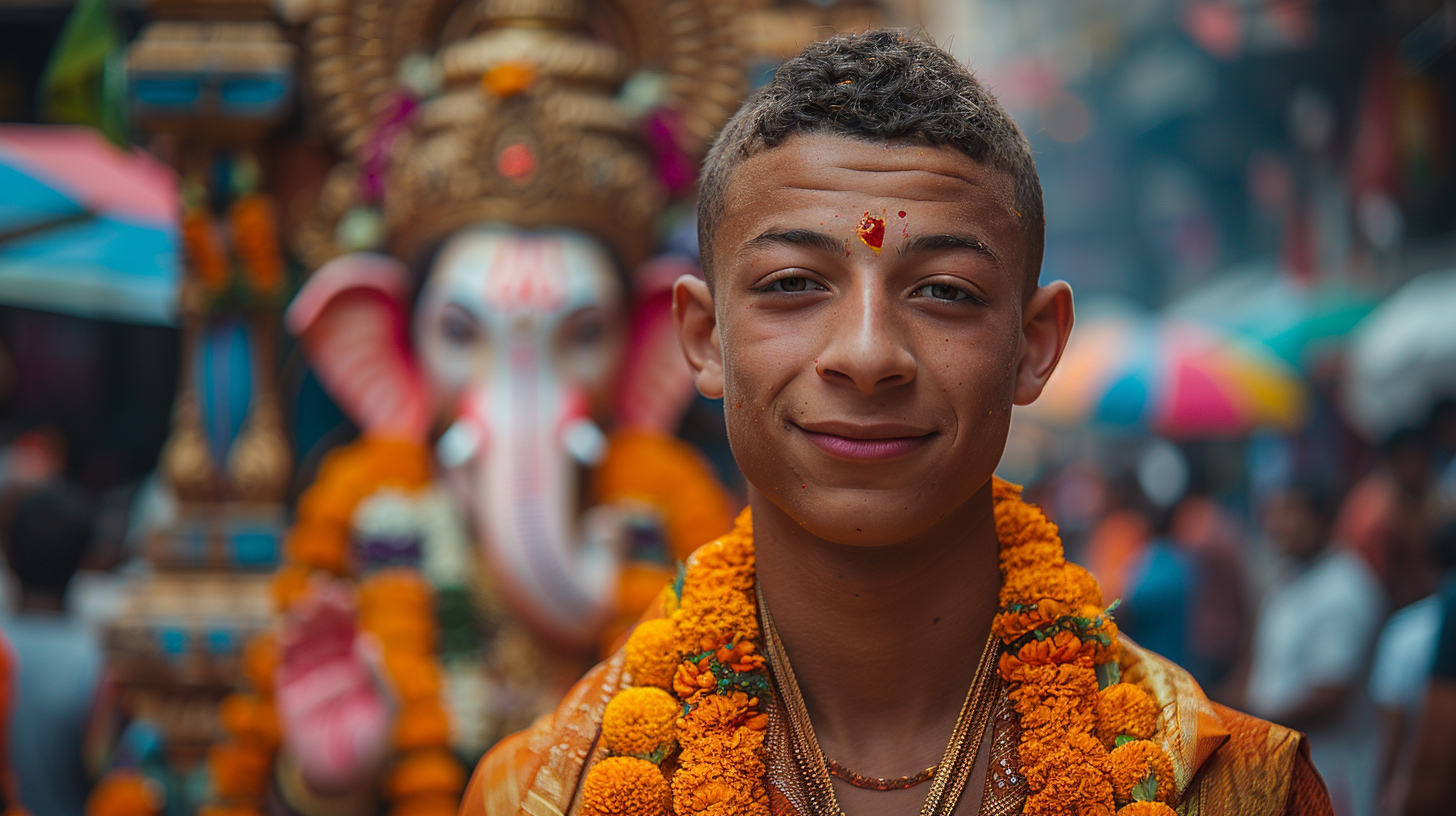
[0, 124, 178, 325]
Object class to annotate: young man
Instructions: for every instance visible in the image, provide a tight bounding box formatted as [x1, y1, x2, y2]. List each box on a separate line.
[462, 32, 1332, 816]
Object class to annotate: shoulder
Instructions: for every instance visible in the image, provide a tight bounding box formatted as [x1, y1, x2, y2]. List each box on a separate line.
[462, 642, 628, 816]
[1118, 638, 1331, 816]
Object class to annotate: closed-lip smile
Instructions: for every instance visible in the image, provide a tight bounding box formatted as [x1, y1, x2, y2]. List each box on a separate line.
[794, 420, 935, 461]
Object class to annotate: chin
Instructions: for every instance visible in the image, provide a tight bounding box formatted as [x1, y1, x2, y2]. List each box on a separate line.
[767, 483, 955, 547]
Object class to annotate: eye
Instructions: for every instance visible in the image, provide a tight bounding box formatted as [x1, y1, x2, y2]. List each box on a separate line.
[439, 304, 481, 344]
[765, 276, 826, 294]
[562, 307, 608, 347]
[912, 283, 972, 302]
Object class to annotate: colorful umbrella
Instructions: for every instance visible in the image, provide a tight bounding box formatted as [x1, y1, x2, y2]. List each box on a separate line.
[0, 124, 178, 325]
[1167, 261, 1377, 369]
[1027, 306, 1307, 437]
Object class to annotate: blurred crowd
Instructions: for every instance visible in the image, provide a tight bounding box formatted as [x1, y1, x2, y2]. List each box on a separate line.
[1019, 398, 1456, 816]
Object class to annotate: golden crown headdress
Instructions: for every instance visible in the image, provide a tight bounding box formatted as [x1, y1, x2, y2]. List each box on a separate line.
[294, 0, 746, 269]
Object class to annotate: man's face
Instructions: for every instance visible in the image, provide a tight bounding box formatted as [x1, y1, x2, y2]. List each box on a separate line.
[680, 133, 1067, 546]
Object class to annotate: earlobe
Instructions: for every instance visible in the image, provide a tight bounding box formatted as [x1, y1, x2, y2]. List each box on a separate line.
[1013, 281, 1074, 406]
[672, 275, 725, 400]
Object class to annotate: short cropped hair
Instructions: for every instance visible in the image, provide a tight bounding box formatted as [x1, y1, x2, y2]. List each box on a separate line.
[697, 30, 1045, 288]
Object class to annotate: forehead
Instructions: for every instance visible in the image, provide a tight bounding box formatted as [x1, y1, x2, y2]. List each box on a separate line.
[426, 224, 620, 314]
[716, 133, 1026, 266]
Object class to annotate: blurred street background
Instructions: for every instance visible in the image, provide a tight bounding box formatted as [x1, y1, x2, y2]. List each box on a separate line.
[0, 1, 1452, 816]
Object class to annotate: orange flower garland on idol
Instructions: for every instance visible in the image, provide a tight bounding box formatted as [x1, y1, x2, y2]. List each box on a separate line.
[202, 436, 460, 816]
[583, 479, 1177, 816]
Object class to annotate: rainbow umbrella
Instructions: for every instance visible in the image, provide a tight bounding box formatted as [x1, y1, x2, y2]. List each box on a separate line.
[0, 124, 178, 325]
[1028, 308, 1307, 437]
[1167, 261, 1377, 369]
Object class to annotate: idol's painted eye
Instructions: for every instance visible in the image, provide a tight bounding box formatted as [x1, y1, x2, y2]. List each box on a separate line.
[440, 303, 481, 344]
[563, 308, 607, 347]
[912, 283, 971, 302]
[768, 276, 826, 293]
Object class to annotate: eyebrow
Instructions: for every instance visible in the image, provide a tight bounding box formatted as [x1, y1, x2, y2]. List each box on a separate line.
[745, 229, 844, 255]
[899, 233, 1002, 266]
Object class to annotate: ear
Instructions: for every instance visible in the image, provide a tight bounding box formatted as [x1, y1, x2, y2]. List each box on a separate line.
[613, 256, 703, 432]
[673, 273, 723, 400]
[1013, 281, 1075, 406]
[285, 253, 432, 442]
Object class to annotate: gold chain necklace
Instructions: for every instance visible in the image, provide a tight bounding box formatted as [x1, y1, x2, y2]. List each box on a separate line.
[757, 580, 1000, 816]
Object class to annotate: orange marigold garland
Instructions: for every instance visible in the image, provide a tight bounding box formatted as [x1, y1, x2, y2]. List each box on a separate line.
[227, 193, 285, 295]
[584, 509, 770, 816]
[203, 436, 458, 816]
[586, 480, 1174, 815]
[992, 478, 1174, 816]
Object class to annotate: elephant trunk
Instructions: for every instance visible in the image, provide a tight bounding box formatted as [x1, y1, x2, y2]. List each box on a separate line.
[455, 341, 617, 648]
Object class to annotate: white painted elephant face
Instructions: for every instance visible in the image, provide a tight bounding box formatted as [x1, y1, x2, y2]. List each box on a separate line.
[286, 224, 700, 648]
[414, 225, 627, 430]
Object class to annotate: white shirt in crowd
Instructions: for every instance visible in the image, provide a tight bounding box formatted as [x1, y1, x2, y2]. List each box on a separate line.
[1246, 548, 1386, 816]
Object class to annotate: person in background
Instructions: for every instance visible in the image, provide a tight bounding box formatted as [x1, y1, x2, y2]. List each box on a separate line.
[1372, 520, 1456, 814]
[1244, 483, 1385, 816]
[1401, 516, 1456, 816]
[1337, 428, 1438, 610]
[1, 483, 104, 816]
[1114, 499, 1194, 672]
[1171, 490, 1252, 701]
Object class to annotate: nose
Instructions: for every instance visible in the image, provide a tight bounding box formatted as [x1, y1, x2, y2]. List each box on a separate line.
[815, 282, 916, 395]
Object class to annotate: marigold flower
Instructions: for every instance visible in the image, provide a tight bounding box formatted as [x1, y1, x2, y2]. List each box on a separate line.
[673, 660, 717, 700]
[196, 806, 261, 816]
[1116, 802, 1177, 816]
[388, 793, 460, 816]
[241, 634, 277, 695]
[625, 619, 679, 690]
[394, 702, 452, 751]
[383, 748, 465, 800]
[581, 757, 670, 816]
[383, 652, 443, 702]
[284, 520, 351, 575]
[207, 743, 270, 800]
[218, 693, 279, 749]
[359, 571, 433, 614]
[87, 771, 162, 816]
[1095, 683, 1159, 748]
[1013, 630, 1099, 666]
[1106, 740, 1175, 804]
[604, 687, 681, 758]
[271, 564, 313, 613]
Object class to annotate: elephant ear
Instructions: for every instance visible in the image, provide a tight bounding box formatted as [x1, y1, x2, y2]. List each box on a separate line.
[614, 255, 701, 433]
[285, 253, 431, 442]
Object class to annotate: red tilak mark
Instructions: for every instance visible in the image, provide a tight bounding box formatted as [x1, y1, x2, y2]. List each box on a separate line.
[856, 212, 885, 254]
[898, 210, 907, 218]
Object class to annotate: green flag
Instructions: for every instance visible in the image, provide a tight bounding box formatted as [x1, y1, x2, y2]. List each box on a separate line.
[38, 0, 127, 144]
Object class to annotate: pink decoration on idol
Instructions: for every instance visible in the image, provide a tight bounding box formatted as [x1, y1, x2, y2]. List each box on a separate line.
[643, 108, 695, 196]
[361, 94, 420, 204]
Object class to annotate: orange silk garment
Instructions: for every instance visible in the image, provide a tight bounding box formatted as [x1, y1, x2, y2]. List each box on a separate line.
[461, 636, 1332, 816]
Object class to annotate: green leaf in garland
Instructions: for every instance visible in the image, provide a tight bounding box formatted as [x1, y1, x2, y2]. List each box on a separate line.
[1096, 661, 1123, 690]
[1132, 770, 1158, 802]
[1115, 734, 1137, 748]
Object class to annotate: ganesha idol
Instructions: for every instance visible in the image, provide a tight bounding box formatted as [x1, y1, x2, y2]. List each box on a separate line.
[196, 0, 748, 813]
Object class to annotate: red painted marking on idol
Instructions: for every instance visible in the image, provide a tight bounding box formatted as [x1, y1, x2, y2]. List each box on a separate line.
[898, 210, 906, 218]
[856, 212, 885, 254]
[486, 237, 566, 313]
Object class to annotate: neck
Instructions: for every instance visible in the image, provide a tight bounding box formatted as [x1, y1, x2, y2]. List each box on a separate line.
[751, 480, 1001, 775]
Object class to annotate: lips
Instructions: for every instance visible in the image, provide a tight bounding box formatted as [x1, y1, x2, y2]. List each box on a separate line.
[795, 421, 934, 461]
